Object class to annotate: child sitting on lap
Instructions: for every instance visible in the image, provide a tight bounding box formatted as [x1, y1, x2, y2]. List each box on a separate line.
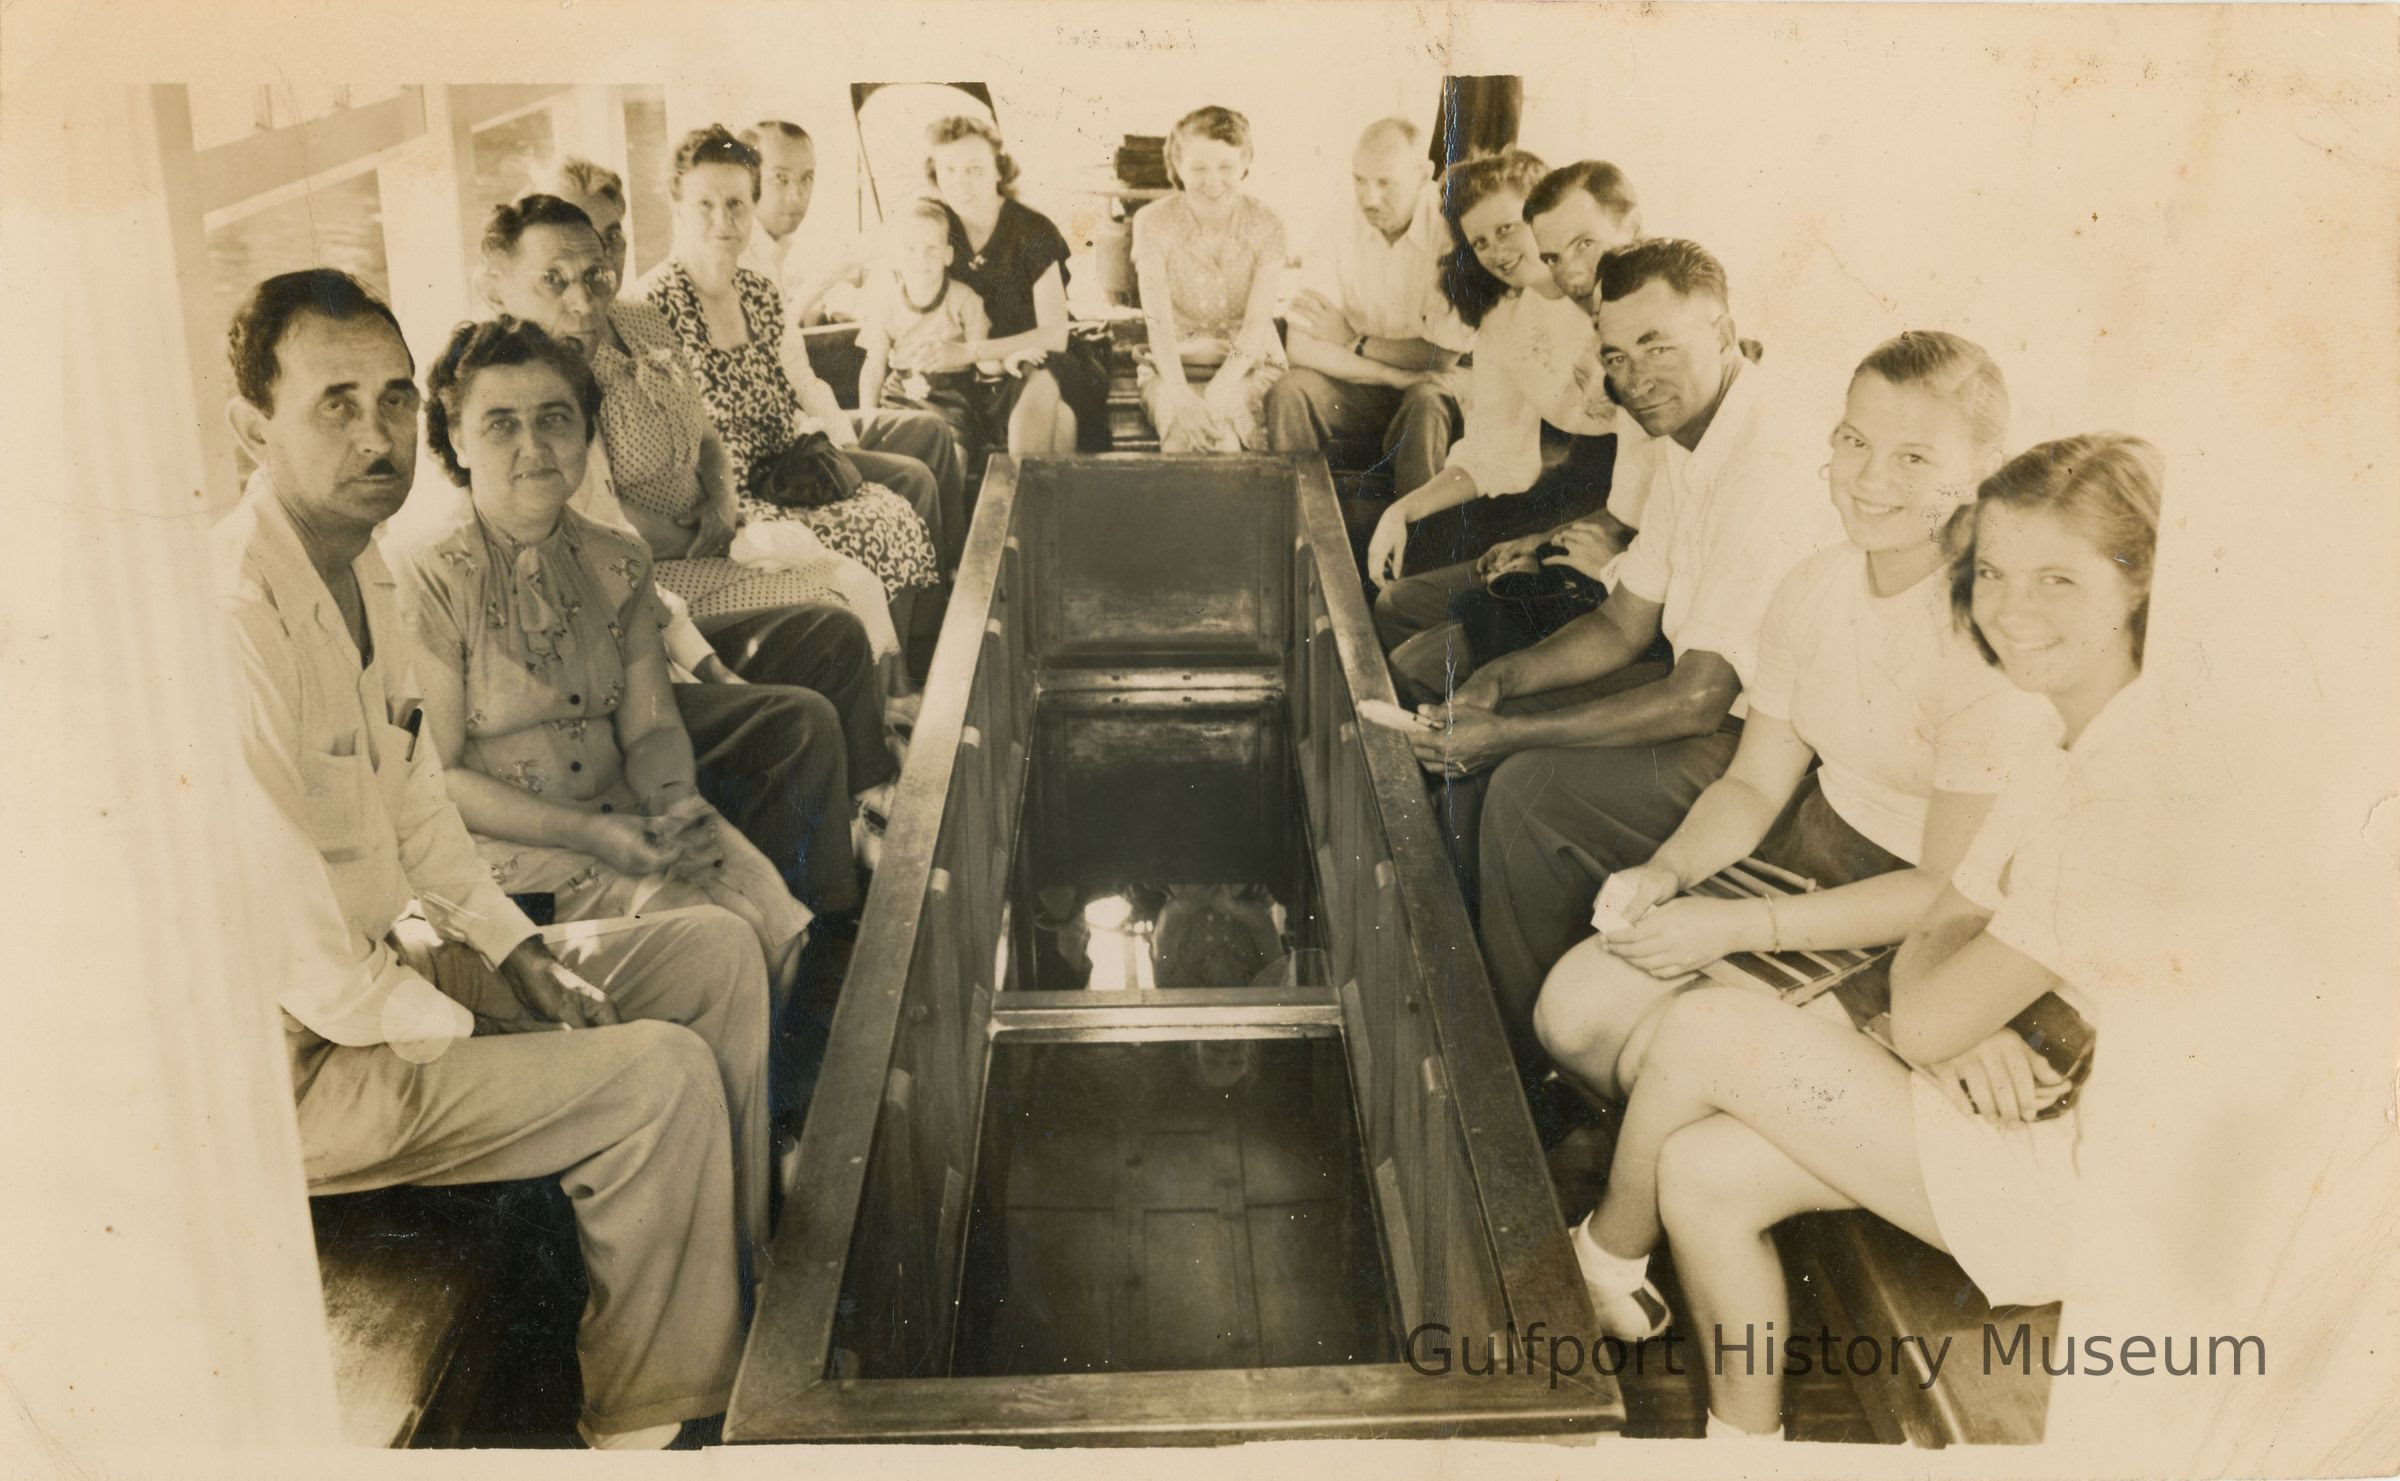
[857, 199, 995, 473]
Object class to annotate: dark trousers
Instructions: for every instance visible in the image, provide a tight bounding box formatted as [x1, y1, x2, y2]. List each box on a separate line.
[849, 409, 966, 659]
[1382, 570, 1610, 708]
[1265, 367, 1461, 494]
[674, 681, 859, 917]
[1474, 681, 1747, 1078]
[848, 408, 966, 573]
[698, 603, 896, 792]
[1399, 427, 1616, 573]
[1375, 429, 1618, 704]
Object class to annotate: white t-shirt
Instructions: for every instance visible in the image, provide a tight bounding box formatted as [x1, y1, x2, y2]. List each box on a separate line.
[1748, 545, 2060, 861]
[1607, 361, 1845, 705]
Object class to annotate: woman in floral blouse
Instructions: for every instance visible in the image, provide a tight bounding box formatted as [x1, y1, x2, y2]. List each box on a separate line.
[391, 318, 811, 1007]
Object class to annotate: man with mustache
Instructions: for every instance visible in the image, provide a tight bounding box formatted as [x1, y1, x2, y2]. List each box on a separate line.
[212, 269, 758, 1449]
[1409, 240, 1842, 1086]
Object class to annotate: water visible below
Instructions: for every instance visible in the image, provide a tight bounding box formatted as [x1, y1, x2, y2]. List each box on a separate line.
[951, 1037, 1397, 1377]
[1005, 697, 1326, 993]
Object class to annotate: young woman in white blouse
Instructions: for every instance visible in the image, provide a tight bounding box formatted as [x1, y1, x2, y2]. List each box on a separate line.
[1363, 149, 1623, 588]
[1553, 423, 2165, 1441]
[1535, 332, 2050, 1088]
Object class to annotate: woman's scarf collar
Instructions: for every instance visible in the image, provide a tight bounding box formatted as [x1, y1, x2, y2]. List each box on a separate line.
[470, 504, 577, 662]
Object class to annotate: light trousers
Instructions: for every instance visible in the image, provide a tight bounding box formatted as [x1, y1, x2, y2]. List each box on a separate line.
[294, 906, 769, 1434]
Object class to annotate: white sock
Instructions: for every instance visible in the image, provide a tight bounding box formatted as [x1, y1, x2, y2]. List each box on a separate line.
[1706, 1411, 1785, 1441]
[1573, 1215, 1652, 1291]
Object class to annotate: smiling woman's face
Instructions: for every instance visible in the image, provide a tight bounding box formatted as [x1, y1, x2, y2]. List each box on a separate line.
[1968, 501, 2141, 708]
[1827, 371, 1981, 555]
[454, 360, 588, 514]
[1174, 134, 1248, 203]
[1460, 189, 1540, 290]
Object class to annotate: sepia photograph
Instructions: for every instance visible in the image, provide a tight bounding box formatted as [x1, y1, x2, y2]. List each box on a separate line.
[2, 1, 2394, 1476]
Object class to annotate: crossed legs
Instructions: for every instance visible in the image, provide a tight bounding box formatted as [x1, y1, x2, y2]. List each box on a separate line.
[1559, 985, 1947, 1434]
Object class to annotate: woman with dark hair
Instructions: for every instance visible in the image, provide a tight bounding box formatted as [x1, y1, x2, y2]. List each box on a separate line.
[908, 113, 1110, 455]
[639, 126, 941, 652]
[389, 316, 813, 1280]
[1561, 431, 2166, 1442]
[1361, 149, 1622, 592]
[1130, 105, 1287, 453]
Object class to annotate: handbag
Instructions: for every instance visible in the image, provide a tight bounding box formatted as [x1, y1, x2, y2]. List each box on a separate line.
[757, 430, 862, 510]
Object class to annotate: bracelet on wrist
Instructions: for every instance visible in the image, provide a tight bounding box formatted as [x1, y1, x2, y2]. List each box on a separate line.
[1762, 894, 1784, 953]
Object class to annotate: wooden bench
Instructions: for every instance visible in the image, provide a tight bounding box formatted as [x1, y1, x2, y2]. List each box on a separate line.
[312, 1185, 513, 1448]
[1785, 1212, 2059, 1446]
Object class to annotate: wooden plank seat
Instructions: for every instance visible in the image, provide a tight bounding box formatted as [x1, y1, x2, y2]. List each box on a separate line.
[1786, 1213, 2058, 1446]
[311, 1183, 525, 1448]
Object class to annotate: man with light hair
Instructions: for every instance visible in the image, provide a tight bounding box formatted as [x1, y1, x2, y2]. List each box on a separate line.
[1268, 117, 1473, 494]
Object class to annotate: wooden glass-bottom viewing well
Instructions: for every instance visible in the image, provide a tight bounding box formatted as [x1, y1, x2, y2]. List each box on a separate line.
[728, 456, 1622, 1444]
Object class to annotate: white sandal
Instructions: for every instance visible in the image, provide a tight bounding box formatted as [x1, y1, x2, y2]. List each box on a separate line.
[1571, 1219, 1673, 1342]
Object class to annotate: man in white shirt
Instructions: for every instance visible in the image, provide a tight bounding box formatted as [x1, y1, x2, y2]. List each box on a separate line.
[737, 120, 864, 329]
[1410, 241, 1842, 1075]
[1267, 118, 1474, 493]
[212, 270, 761, 1449]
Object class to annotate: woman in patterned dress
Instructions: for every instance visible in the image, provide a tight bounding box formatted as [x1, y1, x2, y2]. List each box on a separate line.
[1131, 106, 1288, 453]
[639, 127, 940, 671]
[389, 318, 811, 1011]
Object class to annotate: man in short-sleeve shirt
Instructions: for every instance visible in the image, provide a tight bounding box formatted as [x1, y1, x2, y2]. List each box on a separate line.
[1266, 118, 1474, 493]
[1440, 241, 1843, 1054]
